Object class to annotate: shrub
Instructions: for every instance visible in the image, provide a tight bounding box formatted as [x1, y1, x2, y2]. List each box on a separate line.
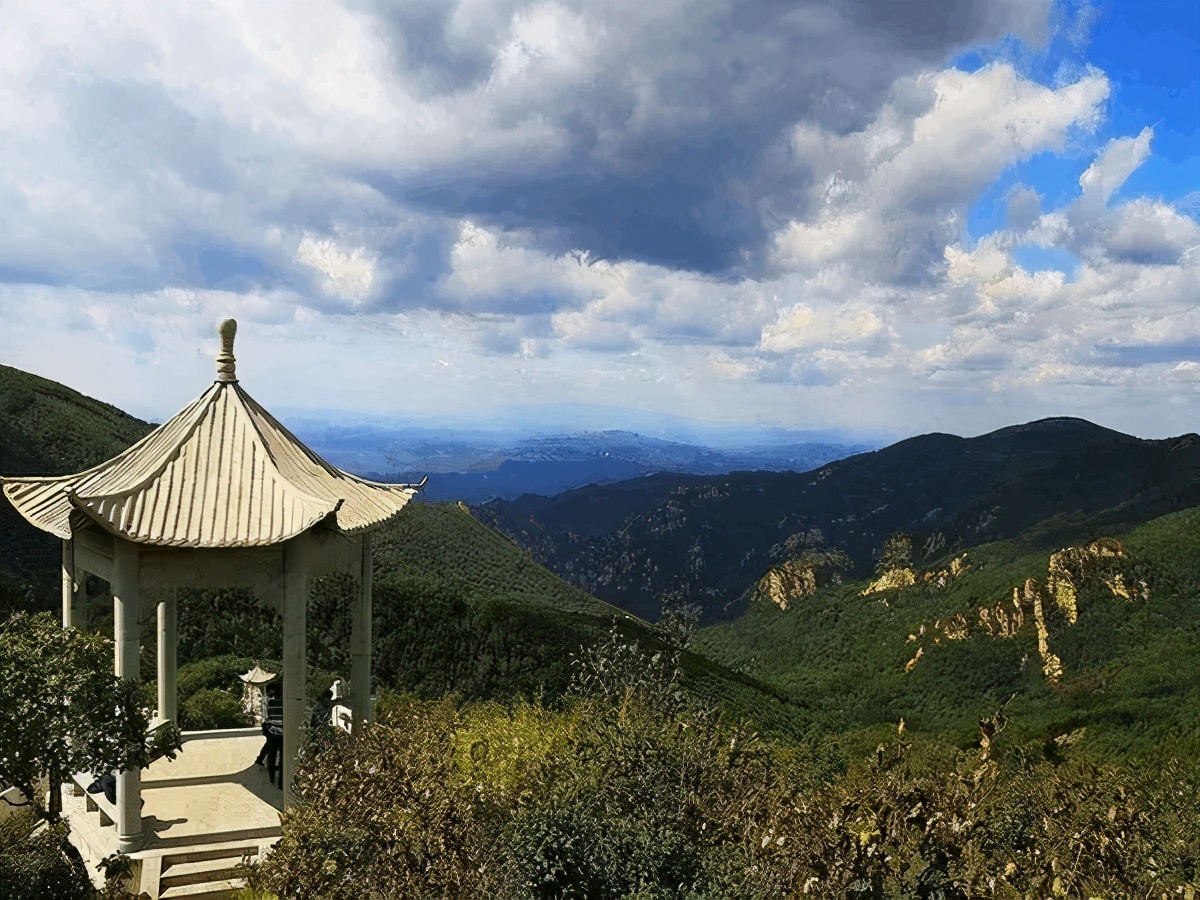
[0, 811, 93, 900]
[176, 655, 261, 705]
[176, 588, 280, 664]
[179, 689, 250, 730]
[247, 692, 1200, 899]
[247, 695, 507, 899]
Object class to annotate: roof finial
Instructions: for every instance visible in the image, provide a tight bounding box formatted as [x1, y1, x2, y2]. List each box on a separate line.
[216, 318, 238, 382]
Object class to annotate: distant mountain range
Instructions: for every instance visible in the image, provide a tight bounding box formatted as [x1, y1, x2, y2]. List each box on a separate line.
[4, 361, 1196, 634]
[293, 425, 877, 503]
[475, 418, 1200, 623]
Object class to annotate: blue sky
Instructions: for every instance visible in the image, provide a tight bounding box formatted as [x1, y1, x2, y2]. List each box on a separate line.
[0, 0, 1196, 442]
[963, 0, 1199, 272]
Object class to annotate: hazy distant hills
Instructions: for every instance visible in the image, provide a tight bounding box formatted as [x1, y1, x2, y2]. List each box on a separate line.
[300, 425, 875, 503]
[476, 418, 1200, 623]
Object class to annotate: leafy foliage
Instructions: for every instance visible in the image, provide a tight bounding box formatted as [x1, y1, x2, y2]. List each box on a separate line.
[176, 655, 262, 701]
[176, 587, 281, 665]
[248, 688, 1200, 898]
[876, 531, 913, 576]
[0, 810, 93, 900]
[0, 612, 173, 821]
[179, 688, 250, 730]
[654, 589, 702, 649]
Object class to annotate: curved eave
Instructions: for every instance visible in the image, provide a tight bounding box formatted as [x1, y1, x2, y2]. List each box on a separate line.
[331, 474, 426, 535]
[1, 379, 428, 545]
[0, 477, 74, 539]
[0, 387, 218, 541]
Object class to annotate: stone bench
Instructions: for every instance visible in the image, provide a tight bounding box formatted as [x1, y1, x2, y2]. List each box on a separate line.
[70, 772, 118, 828]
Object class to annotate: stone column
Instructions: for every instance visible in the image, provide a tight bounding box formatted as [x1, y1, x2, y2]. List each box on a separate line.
[112, 539, 143, 852]
[350, 532, 373, 727]
[282, 535, 309, 809]
[156, 589, 178, 724]
[61, 540, 76, 629]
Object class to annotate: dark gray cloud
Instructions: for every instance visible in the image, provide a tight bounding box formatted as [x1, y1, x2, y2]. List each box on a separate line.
[355, 0, 1050, 275]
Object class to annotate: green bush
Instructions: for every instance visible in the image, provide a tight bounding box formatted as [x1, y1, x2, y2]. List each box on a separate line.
[176, 655, 262, 705]
[179, 689, 250, 730]
[246, 690, 1200, 899]
[0, 811, 93, 900]
[176, 588, 280, 664]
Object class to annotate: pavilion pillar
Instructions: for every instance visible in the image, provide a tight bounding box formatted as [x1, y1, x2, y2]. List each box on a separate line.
[61, 540, 78, 629]
[112, 540, 143, 852]
[156, 589, 178, 724]
[351, 533, 373, 727]
[282, 537, 310, 809]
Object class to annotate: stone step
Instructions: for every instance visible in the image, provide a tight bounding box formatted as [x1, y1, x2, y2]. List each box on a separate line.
[160, 857, 250, 891]
[149, 824, 280, 849]
[158, 878, 246, 899]
[155, 841, 262, 866]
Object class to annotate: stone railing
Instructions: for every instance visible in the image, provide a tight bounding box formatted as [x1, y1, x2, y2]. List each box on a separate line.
[331, 703, 353, 734]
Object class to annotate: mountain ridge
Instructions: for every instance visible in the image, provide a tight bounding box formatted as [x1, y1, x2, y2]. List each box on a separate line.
[477, 416, 1200, 623]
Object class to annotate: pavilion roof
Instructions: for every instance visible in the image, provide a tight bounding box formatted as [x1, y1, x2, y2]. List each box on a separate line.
[239, 665, 278, 685]
[0, 320, 424, 548]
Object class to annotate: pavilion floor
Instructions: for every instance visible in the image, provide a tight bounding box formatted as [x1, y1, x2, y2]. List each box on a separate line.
[66, 730, 283, 897]
[140, 730, 284, 846]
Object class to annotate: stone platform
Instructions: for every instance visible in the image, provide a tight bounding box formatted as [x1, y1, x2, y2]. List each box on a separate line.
[67, 730, 283, 898]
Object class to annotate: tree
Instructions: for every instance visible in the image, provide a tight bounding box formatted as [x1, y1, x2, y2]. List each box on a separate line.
[0, 611, 177, 821]
[176, 585, 280, 664]
[0, 570, 40, 621]
[876, 531, 913, 576]
[656, 588, 702, 649]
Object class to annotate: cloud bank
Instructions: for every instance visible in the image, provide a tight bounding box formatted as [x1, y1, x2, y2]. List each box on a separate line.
[0, 0, 1196, 438]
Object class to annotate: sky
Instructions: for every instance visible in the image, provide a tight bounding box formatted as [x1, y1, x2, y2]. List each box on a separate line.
[0, 0, 1197, 443]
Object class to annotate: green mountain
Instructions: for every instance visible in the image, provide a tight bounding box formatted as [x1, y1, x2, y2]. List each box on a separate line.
[477, 417, 1200, 623]
[693, 504, 1200, 757]
[0, 363, 154, 475]
[362, 502, 813, 734]
[0, 365, 156, 597]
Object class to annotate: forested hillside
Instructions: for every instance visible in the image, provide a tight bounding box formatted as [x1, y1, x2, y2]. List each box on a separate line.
[694, 505, 1200, 757]
[0, 365, 155, 604]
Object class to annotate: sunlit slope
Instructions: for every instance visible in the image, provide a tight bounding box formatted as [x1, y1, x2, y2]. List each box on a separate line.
[692, 506, 1200, 755]
[0, 364, 153, 476]
[369, 502, 818, 736]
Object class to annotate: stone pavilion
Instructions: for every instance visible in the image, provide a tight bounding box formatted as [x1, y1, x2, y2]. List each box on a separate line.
[1, 319, 423, 852]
